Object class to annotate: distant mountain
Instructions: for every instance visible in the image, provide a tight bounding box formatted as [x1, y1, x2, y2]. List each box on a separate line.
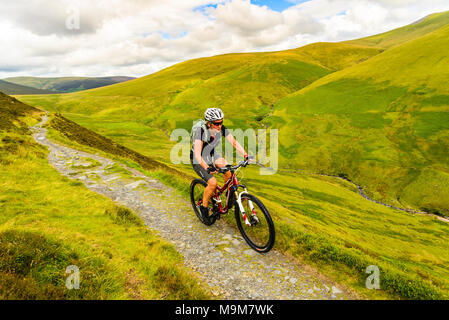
[0, 80, 57, 95]
[3, 76, 136, 93]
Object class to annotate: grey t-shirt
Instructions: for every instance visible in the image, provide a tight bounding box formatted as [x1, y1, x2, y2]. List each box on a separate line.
[190, 125, 230, 164]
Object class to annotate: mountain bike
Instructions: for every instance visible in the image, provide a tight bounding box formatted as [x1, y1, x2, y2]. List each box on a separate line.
[190, 159, 275, 253]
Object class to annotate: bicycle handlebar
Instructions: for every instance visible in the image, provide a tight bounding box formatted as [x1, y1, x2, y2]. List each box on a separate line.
[217, 159, 251, 173]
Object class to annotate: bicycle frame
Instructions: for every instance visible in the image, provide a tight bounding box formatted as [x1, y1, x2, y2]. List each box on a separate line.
[211, 167, 257, 226]
[191, 159, 275, 252]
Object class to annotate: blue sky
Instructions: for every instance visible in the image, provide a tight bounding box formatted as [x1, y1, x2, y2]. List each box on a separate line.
[195, 1, 310, 13]
[251, 0, 309, 12]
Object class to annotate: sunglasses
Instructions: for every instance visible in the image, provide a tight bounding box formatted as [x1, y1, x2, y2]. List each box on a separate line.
[211, 121, 223, 126]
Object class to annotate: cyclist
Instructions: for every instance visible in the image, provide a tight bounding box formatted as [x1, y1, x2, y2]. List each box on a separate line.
[190, 108, 248, 223]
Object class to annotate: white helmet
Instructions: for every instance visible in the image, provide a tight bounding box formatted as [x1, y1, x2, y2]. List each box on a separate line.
[204, 108, 224, 122]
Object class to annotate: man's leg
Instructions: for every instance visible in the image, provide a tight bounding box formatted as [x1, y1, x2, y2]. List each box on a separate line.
[191, 160, 216, 210]
[202, 176, 217, 207]
[202, 157, 230, 209]
[214, 157, 232, 185]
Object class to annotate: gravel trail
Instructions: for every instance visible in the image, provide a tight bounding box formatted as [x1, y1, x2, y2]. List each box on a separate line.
[31, 114, 353, 300]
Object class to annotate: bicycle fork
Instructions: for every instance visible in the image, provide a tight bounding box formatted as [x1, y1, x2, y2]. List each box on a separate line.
[236, 188, 259, 226]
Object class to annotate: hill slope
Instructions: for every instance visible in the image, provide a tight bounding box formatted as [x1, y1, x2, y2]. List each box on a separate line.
[0, 80, 57, 95]
[0, 91, 208, 299]
[272, 18, 449, 214]
[11, 10, 449, 300]
[43, 99, 449, 300]
[4, 76, 135, 93]
[9, 91, 449, 300]
[16, 42, 381, 159]
[16, 11, 449, 214]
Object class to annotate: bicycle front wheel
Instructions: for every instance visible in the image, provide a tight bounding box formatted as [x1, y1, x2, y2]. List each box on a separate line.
[235, 193, 275, 253]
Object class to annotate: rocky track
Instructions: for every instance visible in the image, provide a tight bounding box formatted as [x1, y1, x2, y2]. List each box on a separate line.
[31, 114, 352, 300]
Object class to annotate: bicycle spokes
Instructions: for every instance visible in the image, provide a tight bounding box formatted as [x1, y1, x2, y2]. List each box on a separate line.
[237, 194, 273, 251]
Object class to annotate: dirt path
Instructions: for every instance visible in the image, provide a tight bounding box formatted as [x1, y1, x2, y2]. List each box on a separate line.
[31, 114, 353, 300]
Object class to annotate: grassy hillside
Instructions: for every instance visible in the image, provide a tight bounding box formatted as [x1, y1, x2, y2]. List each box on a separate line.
[13, 11, 449, 299]
[4, 76, 135, 93]
[0, 92, 208, 299]
[46, 112, 449, 300]
[272, 21, 449, 215]
[16, 42, 381, 164]
[17, 15, 449, 215]
[0, 80, 57, 95]
[7, 96, 449, 299]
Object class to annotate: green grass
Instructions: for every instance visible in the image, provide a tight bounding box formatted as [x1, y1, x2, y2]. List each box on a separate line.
[0, 230, 111, 299]
[15, 41, 383, 168]
[0, 92, 42, 133]
[267, 21, 449, 215]
[160, 163, 449, 300]
[44, 111, 449, 300]
[400, 168, 449, 215]
[70, 157, 102, 169]
[0, 97, 209, 300]
[12, 12, 449, 299]
[413, 112, 449, 138]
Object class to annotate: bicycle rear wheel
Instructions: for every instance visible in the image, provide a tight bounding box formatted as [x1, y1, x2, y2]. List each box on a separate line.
[190, 179, 217, 226]
[235, 193, 275, 253]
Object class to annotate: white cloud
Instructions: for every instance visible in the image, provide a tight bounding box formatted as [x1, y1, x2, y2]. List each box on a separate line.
[215, 0, 282, 34]
[0, 0, 448, 78]
[1, 0, 109, 36]
[294, 0, 449, 41]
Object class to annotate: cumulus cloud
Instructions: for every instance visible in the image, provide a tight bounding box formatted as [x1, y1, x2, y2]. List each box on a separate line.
[295, 0, 449, 40]
[0, 0, 448, 78]
[215, 0, 283, 34]
[1, 0, 108, 36]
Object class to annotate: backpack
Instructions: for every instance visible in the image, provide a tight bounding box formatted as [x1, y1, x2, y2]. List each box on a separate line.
[190, 119, 210, 147]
